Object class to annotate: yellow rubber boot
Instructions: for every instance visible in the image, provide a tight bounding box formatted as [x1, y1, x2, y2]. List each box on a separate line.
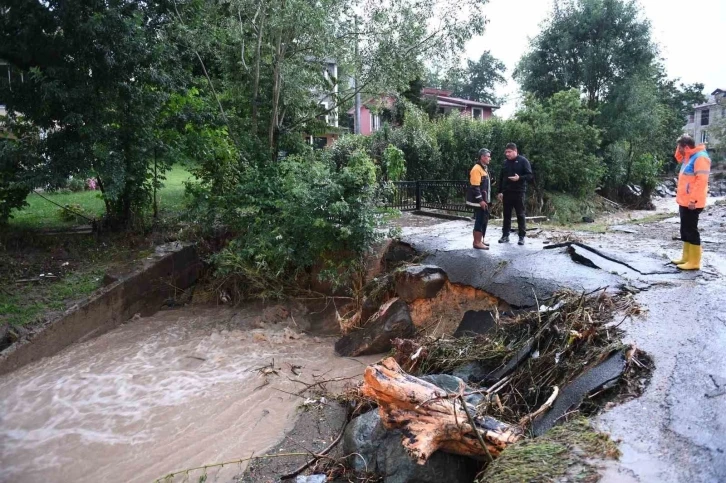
[671, 242, 690, 265]
[677, 244, 702, 271]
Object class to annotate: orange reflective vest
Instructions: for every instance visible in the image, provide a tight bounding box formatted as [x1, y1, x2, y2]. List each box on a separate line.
[675, 144, 711, 209]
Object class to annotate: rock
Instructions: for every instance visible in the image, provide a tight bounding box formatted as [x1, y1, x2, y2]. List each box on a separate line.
[394, 265, 448, 303]
[420, 374, 484, 407]
[335, 299, 415, 356]
[453, 362, 490, 384]
[384, 241, 417, 267]
[343, 410, 479, 483]
[453, 310, 496, 338]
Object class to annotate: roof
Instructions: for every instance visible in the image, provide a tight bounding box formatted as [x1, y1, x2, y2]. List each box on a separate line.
[434, 94, 498, 109]
[436, 100, 466, 108]
[693, 89, 725, 109]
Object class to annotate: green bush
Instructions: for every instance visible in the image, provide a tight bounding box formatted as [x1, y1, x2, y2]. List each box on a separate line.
[193, 150, 389, 296]
[68, 178, 86, 192]
[382, 144, 406, 181]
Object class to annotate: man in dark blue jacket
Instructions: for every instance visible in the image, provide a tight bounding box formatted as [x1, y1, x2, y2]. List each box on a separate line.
[497, 143, 533, 245]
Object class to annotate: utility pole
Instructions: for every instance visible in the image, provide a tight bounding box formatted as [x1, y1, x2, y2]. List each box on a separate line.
[354, 14, 361, 134]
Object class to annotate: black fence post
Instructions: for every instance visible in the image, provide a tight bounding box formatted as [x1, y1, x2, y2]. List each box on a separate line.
[415, 181, 422, 211]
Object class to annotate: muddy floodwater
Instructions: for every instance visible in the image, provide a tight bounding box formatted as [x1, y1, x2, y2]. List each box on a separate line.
[0, 305, 373, 483]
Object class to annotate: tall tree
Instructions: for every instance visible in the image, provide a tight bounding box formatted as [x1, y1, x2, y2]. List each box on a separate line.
[428, 51, 506, 104]
[515, 0, 655, 109]
[455, 51, 506, 104]
[0, 0, 192, 225]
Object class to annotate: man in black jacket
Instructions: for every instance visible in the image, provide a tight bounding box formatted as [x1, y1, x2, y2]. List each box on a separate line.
[497, 143, 533, 245]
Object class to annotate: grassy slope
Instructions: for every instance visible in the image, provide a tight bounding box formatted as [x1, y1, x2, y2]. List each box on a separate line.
[7, 164, 194, 229]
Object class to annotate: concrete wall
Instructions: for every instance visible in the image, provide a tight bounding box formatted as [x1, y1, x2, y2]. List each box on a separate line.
[0, 243, 202, 376]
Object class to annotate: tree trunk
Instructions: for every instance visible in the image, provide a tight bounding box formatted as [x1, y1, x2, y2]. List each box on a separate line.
[268, 0, 285, 154]
[153, 150, 159, 221]
[360, 357, 523, 464]
[251, 5, 265, 135]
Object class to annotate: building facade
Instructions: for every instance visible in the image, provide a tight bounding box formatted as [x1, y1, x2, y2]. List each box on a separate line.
[683, 89, 725, 153]
[350, 88, 498, 136]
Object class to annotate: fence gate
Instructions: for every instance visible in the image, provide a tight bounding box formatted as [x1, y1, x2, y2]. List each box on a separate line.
[386, 180, 471, 214]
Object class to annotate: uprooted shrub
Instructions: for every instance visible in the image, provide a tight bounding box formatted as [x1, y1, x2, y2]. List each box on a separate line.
[192, 151, 394, 298]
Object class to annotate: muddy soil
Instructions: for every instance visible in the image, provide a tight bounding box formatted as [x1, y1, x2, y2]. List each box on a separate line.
[0, 304, 376, 483]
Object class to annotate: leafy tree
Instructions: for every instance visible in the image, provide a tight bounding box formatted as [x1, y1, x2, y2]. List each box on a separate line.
[515, 0, 655, 109]
[0, 0, 192, 226]
[515, 90, 603, 197]
[428, 51, 506, 104]
[599, 73, 666, 189]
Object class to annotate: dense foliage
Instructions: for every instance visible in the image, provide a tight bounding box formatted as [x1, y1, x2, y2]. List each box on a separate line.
[361, 92, 602, 202]
[207, 152, 386, 295]
[0, 0, 194, 226]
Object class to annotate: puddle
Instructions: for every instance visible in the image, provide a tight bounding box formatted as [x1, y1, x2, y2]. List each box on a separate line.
[0, 306, 374, 483]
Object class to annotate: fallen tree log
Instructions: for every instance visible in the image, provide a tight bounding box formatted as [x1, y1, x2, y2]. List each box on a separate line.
[360, 357, 523, 464]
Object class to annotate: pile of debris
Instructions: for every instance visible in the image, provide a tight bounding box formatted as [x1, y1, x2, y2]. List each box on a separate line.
[332, 272, 651, 483]
[654, 178, 678, 198]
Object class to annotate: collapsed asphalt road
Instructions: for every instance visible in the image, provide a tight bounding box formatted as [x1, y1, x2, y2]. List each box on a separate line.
[399, 214, 726, 483]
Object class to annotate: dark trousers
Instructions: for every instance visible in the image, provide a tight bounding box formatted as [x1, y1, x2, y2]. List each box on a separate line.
[679, 205, 703, 245]
[474, 207, 489, 236]
[502, 191, 526, 238]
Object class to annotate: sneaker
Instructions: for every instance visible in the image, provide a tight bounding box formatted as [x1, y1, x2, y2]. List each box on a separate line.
[498, 235, 509, 243]
[518, 236, 525, 245]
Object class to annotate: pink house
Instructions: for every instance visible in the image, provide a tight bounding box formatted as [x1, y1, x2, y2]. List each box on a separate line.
[349, 88, 498, 136]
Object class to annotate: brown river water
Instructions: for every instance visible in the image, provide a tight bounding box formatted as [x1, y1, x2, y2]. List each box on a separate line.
[0, 305, 374, 483]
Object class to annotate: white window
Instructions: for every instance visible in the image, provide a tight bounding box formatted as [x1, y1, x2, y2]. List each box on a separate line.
[472, 108, 483, 120]
[370, 112, 380, 131]
[701, 131, 708, 144]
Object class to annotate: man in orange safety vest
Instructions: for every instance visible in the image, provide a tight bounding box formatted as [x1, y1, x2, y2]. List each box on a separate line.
[671, 134, 711, 270]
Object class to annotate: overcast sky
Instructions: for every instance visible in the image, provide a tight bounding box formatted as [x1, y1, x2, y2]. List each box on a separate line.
[464, 0, 726, 118]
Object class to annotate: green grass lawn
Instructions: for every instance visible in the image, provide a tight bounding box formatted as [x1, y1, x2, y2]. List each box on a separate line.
[0, 269, 105, 326]
[7, 164, 195, 230]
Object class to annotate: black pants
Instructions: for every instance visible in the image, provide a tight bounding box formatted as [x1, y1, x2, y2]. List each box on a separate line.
[474, 207, 489, 236]
[502, 191, 526, 238]
[679, 205, 703, 245]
